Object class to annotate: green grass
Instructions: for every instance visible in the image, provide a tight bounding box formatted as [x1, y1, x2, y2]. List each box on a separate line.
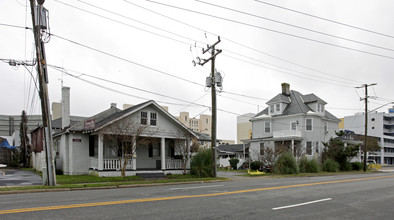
[56, 175, 143, 184]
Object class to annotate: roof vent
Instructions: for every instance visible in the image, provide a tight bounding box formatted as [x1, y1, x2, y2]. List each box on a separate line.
[281, 83, 290, 96]
[110, 103, 117, 108]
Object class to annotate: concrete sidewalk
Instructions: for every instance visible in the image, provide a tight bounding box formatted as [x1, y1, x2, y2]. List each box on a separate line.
[0, 168, 42, 187]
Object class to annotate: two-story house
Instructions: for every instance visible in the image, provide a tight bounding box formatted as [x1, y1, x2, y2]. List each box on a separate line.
[243, 83, 340, 162]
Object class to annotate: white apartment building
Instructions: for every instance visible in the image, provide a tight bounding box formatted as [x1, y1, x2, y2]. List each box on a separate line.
[344, 106, 394, 165]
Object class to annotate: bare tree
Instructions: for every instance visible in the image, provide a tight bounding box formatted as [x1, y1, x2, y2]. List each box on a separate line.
[173, 130, 199, 175]
[100, 118, 155, 178]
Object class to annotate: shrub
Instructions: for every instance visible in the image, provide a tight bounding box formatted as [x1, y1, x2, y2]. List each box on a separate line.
[250, 161, 261, 171]
[190, 149, 212, 178]
[229, 158, 239, 170]
[298, 157, 319, 173]
[343, 162, 352, 171]
[322, 159, 339, 172]
[351, 162, 363, 171]
[274, 152, 298, 174]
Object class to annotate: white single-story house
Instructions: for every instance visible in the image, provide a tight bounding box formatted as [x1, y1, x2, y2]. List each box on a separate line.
[52, 87, 197, 177]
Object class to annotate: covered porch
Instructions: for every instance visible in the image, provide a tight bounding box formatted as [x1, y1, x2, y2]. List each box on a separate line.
[88, 134, 188, 176]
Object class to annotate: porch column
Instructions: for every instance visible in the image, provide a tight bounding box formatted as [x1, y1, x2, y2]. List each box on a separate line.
[291, 139, 294, 156]
[161, 137, 166, 170]
[132, 139, 137, 170]
[98, 134, 103, 171]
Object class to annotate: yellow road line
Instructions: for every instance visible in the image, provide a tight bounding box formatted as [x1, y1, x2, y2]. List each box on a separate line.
[1, 174, 393, 215]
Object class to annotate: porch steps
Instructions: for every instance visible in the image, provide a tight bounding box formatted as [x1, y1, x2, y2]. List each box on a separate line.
[136, 172, 165, 179]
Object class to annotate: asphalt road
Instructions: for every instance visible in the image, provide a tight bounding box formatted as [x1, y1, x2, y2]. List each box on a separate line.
[1, 172, 394, 219]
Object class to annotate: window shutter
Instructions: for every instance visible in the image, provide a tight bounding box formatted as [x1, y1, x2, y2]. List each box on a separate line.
[89, 136, 94, 157]
[148, 144, 153, 157]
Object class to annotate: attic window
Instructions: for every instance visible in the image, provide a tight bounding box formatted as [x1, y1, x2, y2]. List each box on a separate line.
[141, 111, 148, 125]
[150, 112, 157, 126]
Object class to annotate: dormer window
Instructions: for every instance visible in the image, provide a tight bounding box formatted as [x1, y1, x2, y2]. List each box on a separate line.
[270, 105, 274, 113]
[276, 104, 280, 112]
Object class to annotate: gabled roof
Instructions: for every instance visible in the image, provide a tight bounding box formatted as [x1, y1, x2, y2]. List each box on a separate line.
[67, 106, 122, 132]
[252, 90, 339, 121]
[61, 100, 198, 139]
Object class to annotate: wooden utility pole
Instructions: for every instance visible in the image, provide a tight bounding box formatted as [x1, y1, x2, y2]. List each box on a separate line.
[29, 0, 56, 186]
[198, 37, 222, 177]
[356, 83, 377, 172]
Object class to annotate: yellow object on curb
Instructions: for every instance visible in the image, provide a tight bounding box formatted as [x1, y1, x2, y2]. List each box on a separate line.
[248, 169, 265, 175]
[368, 164, 381, 170]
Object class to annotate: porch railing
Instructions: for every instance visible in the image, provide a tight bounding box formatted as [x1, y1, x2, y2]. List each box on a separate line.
[103, 158, 134, 170]
[166, 159, 183, 169]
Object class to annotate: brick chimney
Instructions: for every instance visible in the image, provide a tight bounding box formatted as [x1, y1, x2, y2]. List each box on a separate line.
[281, 83, 290, 96]
[62, 87, 70, 129]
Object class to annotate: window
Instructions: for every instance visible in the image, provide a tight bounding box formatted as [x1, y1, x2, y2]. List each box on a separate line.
[306, 141, 312, 155]
[306, 119, 312, 131]
[315, 142, 319, 153]
[321, 105, 324, 112]
[317, 104, 321, 112]
[324, 122, 328, 133]
[141, 111, 148, 125]
[206, 118, 208, 124]
[291, 121, 297, 130]
[185, 116, 187, 122]
[276, 104, 280, 112]
[264, 121, 271, 133]
[150, 112, 157, 126]
[270, 105, 274, 113]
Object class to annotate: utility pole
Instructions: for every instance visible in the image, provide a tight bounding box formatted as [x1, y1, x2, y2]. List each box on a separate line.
[197, 37, 222, 177]
[356, 83, 377, 172]
[29, 0, 56, 186]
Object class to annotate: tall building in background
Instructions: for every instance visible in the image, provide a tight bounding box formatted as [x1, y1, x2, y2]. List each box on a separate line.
[237, 113, 254, 144]
[175, 112, 211, 135]
[344, 106, 394, 165]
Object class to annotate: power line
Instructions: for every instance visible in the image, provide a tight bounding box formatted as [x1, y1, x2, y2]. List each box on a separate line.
[125, 0, 364, 84]
[49, 33, 270, 102]
[222, 53, 353, 88]
[197, 0, 394, 52]
[47, 64, 246, 117]
[48, 64, 206, 108]
[49, 1, 315, 100]
[0, 22, 32, 30]
[146, 0, 394, 60]
[254, 0, 394, 39]
[49, 33, 205, 87]
[52, 0, 197, 48]
[224, 50, 359, 86]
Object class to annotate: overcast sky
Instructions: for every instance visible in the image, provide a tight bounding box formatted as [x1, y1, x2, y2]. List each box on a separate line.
[1, 0, 394, 142]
